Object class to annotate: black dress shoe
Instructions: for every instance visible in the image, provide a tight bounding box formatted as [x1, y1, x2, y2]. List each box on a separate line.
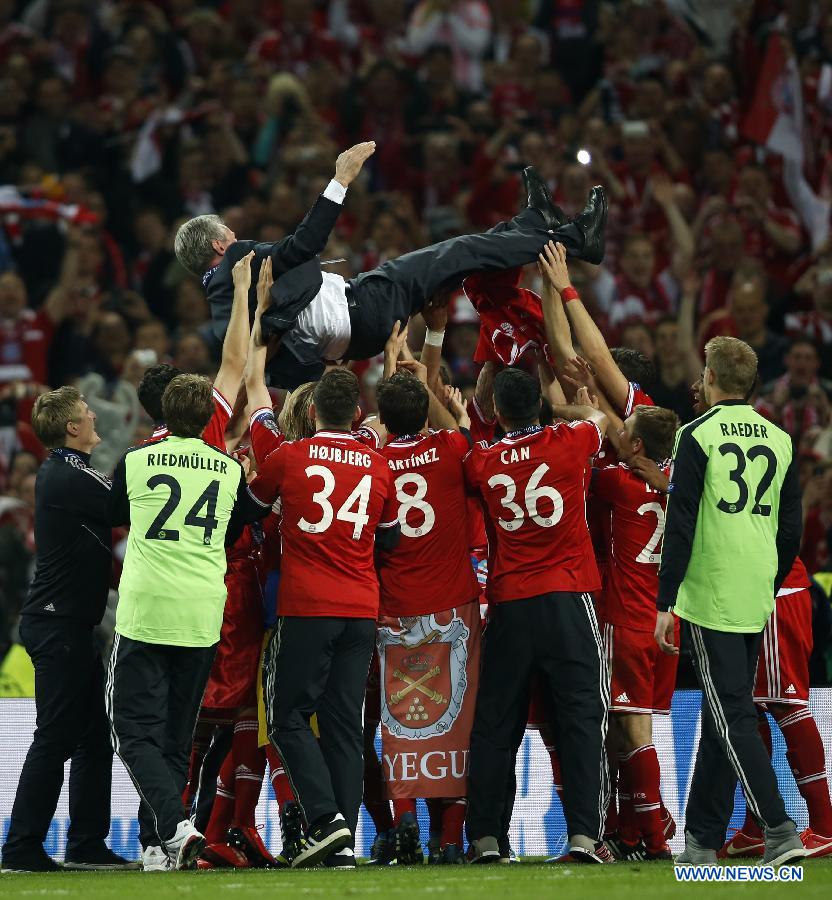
[522, 166, 566, 229]
[573, 185, 608, 265]
[1, 849, 62, 873]
[64, 844, 141, 870]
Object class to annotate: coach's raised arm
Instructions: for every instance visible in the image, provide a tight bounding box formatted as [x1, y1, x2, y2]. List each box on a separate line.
[173, 142, 376, 346]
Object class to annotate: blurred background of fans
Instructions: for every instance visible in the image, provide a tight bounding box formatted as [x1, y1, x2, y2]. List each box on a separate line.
[0, 0, 831, 685]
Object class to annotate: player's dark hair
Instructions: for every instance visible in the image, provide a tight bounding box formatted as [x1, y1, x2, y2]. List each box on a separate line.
[493, 368, 541, 428]
[377, 371, 430, 436]
[610, 347, 656, 391]
[313, 368, 360, 429]
[138, 363, 181, 423]
[162, 374, 214, 438]
[631, 405, 679, 462]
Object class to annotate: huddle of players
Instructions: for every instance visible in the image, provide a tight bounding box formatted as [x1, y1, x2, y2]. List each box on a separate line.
[135, 242, 832, 869]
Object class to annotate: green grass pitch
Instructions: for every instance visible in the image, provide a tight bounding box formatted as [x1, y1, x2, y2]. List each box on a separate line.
[2, 860, 832, 899]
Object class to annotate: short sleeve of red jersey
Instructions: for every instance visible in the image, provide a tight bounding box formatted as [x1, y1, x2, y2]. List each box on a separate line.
[355, 424, 382, 450]
[624, 383, 655, 417]
[563, 420, 604, 459]
[377, 467, 398, 528]
[248, 442, 287, 508]
[467, 396, 496, 445]
[592, 464, 622, 505]
[202, 387, 233, 451]
[436, 428, 472, 460]
[250, 407, 285, 462]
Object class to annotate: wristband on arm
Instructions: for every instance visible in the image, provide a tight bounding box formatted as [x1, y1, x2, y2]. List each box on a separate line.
[560, 286, 579, 303]
[424, 329, 446, 347]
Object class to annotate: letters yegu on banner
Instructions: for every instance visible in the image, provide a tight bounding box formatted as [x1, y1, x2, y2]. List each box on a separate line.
[377, 600, 481, 799]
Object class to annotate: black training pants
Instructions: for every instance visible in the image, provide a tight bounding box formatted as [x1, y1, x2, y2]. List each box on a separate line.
[264, 616, 375, 843]
[467, 592, 609, 842]
[107, 634, 215, 848]
[3, 616, 112, 859]
[345, 209, 584, 359]
[684, 622, 790, 849]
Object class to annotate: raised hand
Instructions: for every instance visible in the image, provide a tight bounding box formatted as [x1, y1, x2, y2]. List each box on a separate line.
[334, 142, 376, 188]
[538, 241, 572, 294]
[256, 256, 273, 313]
[629, 456, 670, 492]
[575, 385, 599, 410]
[397, 358, 428, 385]
[232, 250, 255, 291]
[562, 356, 598, 393]
[444, 385, 467, 422]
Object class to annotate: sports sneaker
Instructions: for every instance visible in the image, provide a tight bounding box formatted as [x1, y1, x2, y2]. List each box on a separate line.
[227, 825, 279, 868]
[64, 844, 140, 870]
[468, 836, 500, 864]
[498, 835, 519, 863]
[164, 820, 206, 870]
[276, 802, 304, 867]
[660, 807, 676, 842]
[568, 835, 615, 864]
[141, 845, 171, 872]
[676, 832, 717, 864]
[639, 844, 673, 861]
[0, 848, 62, 873]
[394, 812, 423, 865]
[718, 828, 765, 859]
[199, 842, 250, 869]
[438, 844, 465, 865]
[605, 835, 645, 861]
[800, 828, 832, 859]
[426, 834, 441, 865]
[367, 829, 395, 866]
[323, 847, 357, 869]
[291, 814, 351, 869]
[763, 821, 809, 867]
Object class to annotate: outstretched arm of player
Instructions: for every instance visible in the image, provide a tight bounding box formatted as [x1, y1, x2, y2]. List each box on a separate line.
[539, 241, 630, 414]
[214, 250, 255, 406]
[550, 386, 608, 437]
[560, 355, 626, 450]
[244, 256, 276, 415]
[538, 356, 566, 407]
[538, 255, 576, 374]
[421, 287, 450, 395]
[472, 360, 498, 423]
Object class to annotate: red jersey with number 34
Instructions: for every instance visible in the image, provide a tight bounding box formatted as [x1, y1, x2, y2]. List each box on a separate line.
[464, 422, 603, 603]
[592, 462, 669, 632]
[247, 430, 397, 618]
[378, 430, 479, 617]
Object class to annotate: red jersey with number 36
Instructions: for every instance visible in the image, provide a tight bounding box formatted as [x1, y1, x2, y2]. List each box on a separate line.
[592, 462, 669, 632]
[464, 422, 603, 603]
[378, 430, 479, 617]
[247, 430, 397, 618]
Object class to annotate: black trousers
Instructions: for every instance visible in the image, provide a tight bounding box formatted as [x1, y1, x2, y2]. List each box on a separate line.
[107, 634, 216, 848]
[3, 616, 112, 859]
[684, 622, 790, 849]
[467, 592, 609, 842]
[345, 208, 583, 360]
[264, 616, 375, 843]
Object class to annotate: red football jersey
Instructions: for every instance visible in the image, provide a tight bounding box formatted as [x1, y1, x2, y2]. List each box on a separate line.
[378, 430, 479, 617]
[247, 430, 397, 618]
[778, 556, 811, 596]
[249, 406, 380, 464]
[150, 387, 232, 452]
[465, 396, 496, 552]
[465, 422, 603, 603]
[592, 462, 670, 632]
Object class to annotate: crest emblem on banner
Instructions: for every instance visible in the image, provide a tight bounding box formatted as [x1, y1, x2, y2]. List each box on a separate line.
[378, 612, 469, 740]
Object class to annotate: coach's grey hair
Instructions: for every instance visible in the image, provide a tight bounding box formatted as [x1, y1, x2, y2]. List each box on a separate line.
[174, 214, 227, 275]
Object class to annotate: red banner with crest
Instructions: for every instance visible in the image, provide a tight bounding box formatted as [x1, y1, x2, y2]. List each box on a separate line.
[377, 599, 481, 799]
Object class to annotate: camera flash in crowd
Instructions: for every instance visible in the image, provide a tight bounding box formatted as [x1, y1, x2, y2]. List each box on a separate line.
[576, 148, 592, 166]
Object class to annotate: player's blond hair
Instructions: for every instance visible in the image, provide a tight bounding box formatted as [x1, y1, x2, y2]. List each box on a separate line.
[704, 335, 758, 397]
[277, 382, 316, 440]
[31, 385, 84, 449]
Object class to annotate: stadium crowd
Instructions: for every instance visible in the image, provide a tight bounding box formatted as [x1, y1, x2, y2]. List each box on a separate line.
[0, 0, 832, 875]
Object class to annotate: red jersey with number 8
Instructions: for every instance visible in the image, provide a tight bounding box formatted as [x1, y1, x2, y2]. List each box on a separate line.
[247, 430, 397, 618]
[464, 422, 603, 603]
[378, 430, 479, 617]
[592, 462, 669, 632]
